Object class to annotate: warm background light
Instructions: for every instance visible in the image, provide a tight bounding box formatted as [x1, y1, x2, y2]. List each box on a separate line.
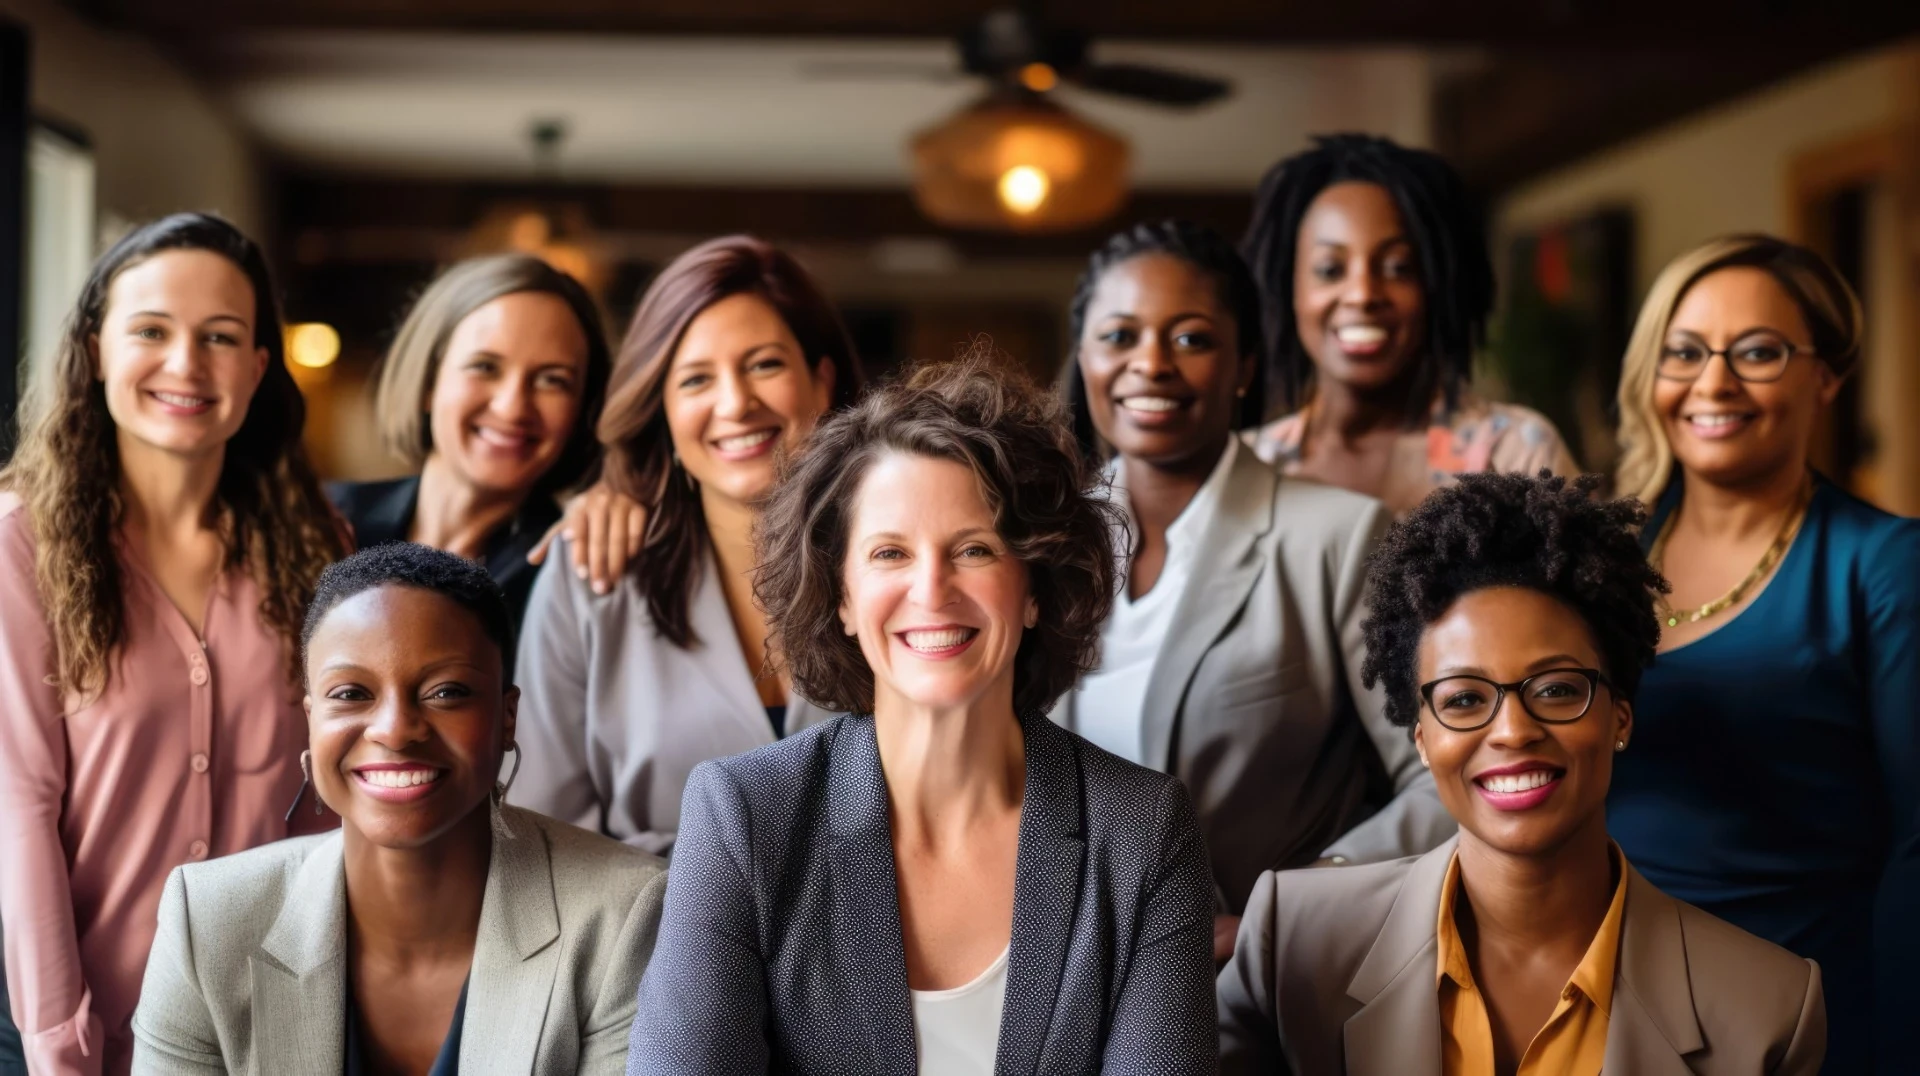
[911, 99, 1129, 231]
[286, 322, 340, 369]
[1019, 63, 1058, 93]
[997, 165, 1051, 214]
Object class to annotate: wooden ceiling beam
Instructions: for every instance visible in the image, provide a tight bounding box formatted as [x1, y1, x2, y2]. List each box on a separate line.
[270, 174, 1254, 261]
[66, 0, 1920, 47]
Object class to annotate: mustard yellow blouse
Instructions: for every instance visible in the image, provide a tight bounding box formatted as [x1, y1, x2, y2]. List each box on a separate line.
[1435, 846, 1627, 1076]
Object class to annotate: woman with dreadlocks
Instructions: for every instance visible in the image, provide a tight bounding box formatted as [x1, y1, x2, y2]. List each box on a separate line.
[1241, 134, 1577, 516]
[1056, 220, 1453, 963]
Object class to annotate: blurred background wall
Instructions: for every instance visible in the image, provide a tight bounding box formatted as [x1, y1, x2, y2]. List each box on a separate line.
[3, 0, 1916, 511]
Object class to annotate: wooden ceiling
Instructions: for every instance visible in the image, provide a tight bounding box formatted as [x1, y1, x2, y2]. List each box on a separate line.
[63, 0, 1919, 45]
[58, 0, 1920, 191]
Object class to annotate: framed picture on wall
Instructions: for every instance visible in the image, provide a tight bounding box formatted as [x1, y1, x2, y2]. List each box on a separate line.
[1486, 208, 1635, 476]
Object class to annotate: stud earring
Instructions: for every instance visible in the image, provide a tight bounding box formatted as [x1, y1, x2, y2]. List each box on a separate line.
[1615, 740, 1627, 752]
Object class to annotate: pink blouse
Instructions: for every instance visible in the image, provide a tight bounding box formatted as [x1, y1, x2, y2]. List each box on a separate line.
[0, 494, 327, 1076]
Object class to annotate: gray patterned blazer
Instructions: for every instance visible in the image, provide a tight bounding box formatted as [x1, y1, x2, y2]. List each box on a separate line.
[130, 807, 667, 1075]
[626, 711, 1217, 1075]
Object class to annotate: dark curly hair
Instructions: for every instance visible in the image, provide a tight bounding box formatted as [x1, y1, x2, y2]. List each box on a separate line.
[755, 353, 1122, 716]
[302, 542, 516, 684]
[1064, 219, 1266, 454]
[1360, 472, 1667, 729]
[1243, 133, 1493, 418]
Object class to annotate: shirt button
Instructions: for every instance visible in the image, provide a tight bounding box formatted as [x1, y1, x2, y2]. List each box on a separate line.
[190, 666, 208, 686]
[190, 753, 209, 774]
[187, 840, 208, 861]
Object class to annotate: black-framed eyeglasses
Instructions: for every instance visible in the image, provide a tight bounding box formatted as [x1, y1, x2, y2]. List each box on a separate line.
[1656, 332, 1816, 384]
[1418, 667, 1614, 732]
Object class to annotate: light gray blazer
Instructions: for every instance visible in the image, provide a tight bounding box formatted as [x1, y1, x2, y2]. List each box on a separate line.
[511, 540, 834, 854]
[129, 806, 668, 1076]
[1055, 445, 1454, 910]
[1219, 838, 1826, 1076]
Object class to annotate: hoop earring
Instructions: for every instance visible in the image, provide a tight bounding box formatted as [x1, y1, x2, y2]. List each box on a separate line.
[284, 749, 323, 823]
[494, 743, 522, 802]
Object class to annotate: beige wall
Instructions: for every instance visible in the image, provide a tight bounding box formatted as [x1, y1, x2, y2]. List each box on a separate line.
[1494, 43, 1907, 292]
[1, 0, 263, 236]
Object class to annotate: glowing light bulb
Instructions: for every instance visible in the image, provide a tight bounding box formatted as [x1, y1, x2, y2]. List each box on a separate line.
[997, 165, 1051, 215]
[287, 323, 340, 369]
[1019, 63, 1059, 93]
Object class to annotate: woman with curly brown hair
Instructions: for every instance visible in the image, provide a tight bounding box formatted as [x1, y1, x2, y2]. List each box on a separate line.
[0, 213, 347, 1076]
[627, 357, 1217, 1075]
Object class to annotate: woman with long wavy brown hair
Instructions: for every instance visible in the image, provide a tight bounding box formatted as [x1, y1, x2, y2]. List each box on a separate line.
[0, 213, 346, 1076]
[510, 235, 861, 854]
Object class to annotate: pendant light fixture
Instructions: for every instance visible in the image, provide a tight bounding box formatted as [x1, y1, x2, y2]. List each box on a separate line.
[910, 93, 1130, 232]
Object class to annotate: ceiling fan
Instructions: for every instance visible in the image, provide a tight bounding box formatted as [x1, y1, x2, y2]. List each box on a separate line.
[805, 5, 1233, 109]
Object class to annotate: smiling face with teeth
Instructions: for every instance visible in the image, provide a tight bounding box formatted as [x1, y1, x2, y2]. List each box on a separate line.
[840, 453, 1035, 719]
[1291, 182, 1427, 398]
[1655, 267, 1841, 492]
[1076, 253, 1254, 471]
[95, 249, 269, 464]
[1414, 587, 1630, 860]
[664, 293, 837, 511]
[425, 291, 589, 499]
[305, 583, 517, 851]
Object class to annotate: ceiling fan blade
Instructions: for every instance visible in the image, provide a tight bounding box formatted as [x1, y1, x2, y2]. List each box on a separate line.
[1072, 63, 1231, 107]
[797, 60, 967, 83]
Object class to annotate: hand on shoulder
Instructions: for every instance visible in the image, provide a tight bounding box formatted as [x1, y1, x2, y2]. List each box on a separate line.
[527, 483, 649, 595]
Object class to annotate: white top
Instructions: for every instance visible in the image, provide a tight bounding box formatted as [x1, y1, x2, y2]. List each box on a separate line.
[1074, 436, 1240, 764]
[910, 945, 1011, 1076]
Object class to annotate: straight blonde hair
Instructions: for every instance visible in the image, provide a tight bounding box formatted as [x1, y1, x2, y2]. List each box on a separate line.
[1614, 234, 1862, 505]
[375, 254, 612, 495]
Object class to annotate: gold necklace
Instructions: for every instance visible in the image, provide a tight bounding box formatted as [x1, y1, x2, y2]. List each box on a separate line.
[1649, 477, 1813, 629]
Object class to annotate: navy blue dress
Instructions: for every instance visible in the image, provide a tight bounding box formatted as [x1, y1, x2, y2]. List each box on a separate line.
[1610, 474, 1920, 1073]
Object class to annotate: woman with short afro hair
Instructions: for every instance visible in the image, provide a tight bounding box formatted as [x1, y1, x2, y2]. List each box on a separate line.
[1218, 472, 1825, 1076]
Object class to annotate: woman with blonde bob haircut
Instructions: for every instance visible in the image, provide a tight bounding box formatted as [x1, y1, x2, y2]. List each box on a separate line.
[1606, 234, 1919, 1072]
[328, 253, 612, 628]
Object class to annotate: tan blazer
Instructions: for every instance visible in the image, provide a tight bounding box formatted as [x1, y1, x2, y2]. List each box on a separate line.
[1056, 445, 1455, 910]
[130, 807, 667, 1076]
[1218, 838, 1825, 1075]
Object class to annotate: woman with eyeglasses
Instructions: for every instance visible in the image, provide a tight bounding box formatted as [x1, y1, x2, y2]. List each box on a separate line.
[1607, 235, 1918, 1073]
[1218, 472, 1825, 1075]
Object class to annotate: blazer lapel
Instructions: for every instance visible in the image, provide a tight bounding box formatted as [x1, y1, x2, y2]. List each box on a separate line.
[996, 715, 1086, 1076]
[1604, 869, 1703, 1075]
[827, 717, 917, 1074]
[461, 807, 563, 1076]
[1139, 446, 1275, 772]
[1340, 841, 1454, 1076]
[252, 833, 349, 1075]
[687, 546, 782, 747]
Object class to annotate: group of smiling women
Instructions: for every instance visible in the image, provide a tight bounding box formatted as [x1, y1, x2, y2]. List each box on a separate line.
[0, 132, 1911, 1076]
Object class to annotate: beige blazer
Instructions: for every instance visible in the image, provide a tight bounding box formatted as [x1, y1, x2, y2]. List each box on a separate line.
[1056, 444, 1455, 910]
[1218, 838, 1826, 1076]
[130, 806, 667, 1076]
